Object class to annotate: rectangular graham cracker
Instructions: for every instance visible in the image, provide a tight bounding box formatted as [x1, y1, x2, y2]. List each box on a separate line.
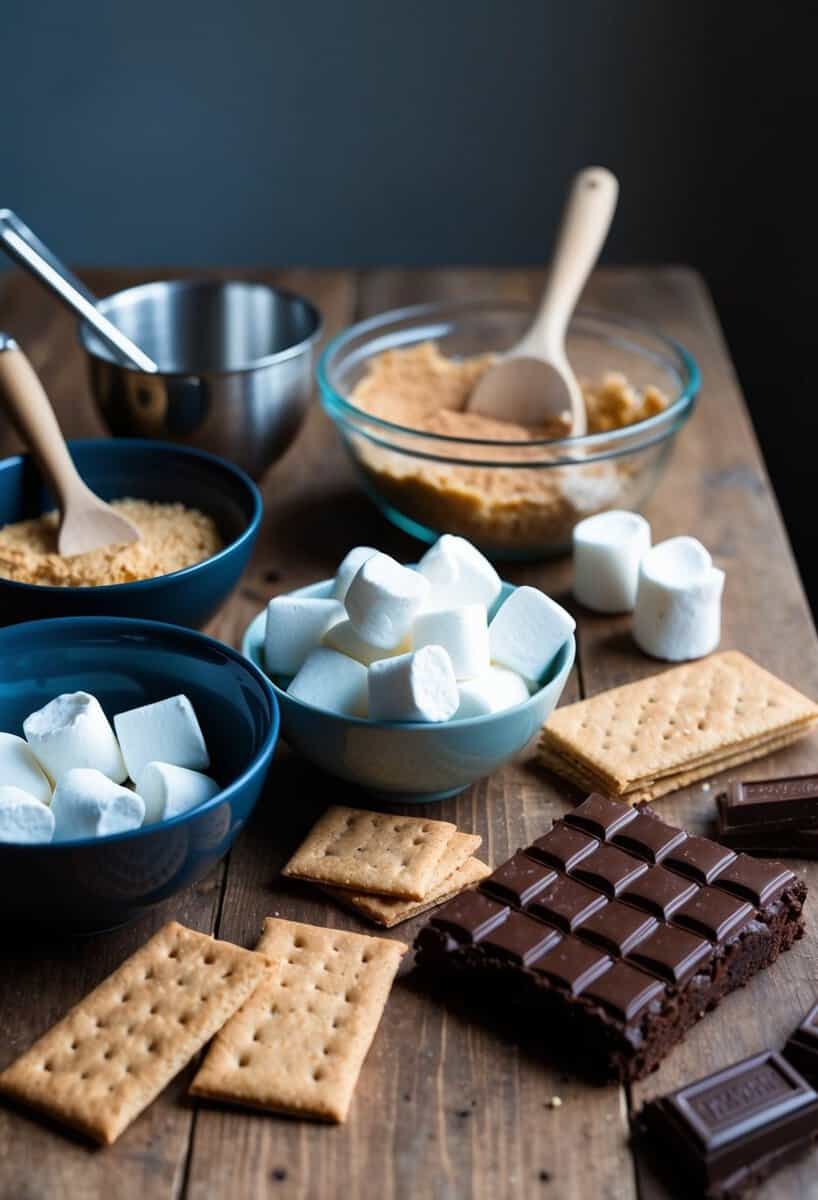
[0, 922, 269, 1145]
[325, 832, 490, 926]
[282, 805, 457, 901]
[190, 918, 406, 1122]
[540, 651, 818, 801]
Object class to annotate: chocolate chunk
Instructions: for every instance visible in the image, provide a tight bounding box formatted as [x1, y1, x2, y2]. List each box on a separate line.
[719, 775, 818, 830]
[713, 854, 794, 907]
[629, 924, 712, 985]
[527, 876, 608, 933]
[620, 865, 698, 921]
[578, 902, 657, 958]
[563, 793, 636, 840]
[481, 852, 557, 908]
[481, 912, 561, 966]
[663, 836, 736, 885]
[431, 891, 509, 943]
[583, 961, 665, 1022]
[784, 1001, 818, 1085]
[637, 1051, 818, 1198]
[673, 887, 753, 943]
[717, 824, 818, 858]
[571, 844, 648, 897]
[528, 824, 599, 872]
[531, 936, 612, 995]
[611, 812, 688, 863]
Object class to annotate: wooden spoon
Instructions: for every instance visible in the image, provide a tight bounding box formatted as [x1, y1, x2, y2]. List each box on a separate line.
[0, 335, 139, 555]
[467, 166, 619, 433]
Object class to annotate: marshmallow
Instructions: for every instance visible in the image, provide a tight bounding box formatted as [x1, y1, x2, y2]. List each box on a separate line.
[322, 619, 411, 666]
[333, 546, 378, 601]
[345, 553, 430, 649]
[0, 785, 55, 843]
[114, 694, 209, 782]
[413, 604, 490, 680]
[135, 762, 220, 824]
[23, 692, 127, 784]
[0, 732, 53, 804]
[489, 586, 575, 687]
[287, 648, 368, 716]
[51, 768, 145, 840]
[456, 666, 532, 718]
[633, 536, 725, 662]
[417, 535, 502, 611]
[368, 645, 459, 723]
[573, 510, 651, 613]
[265, 596, 345, 676]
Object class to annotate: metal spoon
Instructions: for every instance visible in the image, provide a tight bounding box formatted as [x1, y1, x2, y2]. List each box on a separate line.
[0, 209, 158, 374]
[467, 167, 619, 433]
[0, 334, 140, 555]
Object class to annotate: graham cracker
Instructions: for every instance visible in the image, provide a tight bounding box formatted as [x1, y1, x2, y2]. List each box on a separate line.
[190, 918, 406, 1122]
[282, 805, 457, 901]
[540, 651, 818, 799]
[0, 922, 269, 1145]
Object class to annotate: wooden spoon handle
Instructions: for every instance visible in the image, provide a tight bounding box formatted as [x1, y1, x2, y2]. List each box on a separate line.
[0, 339, 88, 509]
[524, 166, 619, 354]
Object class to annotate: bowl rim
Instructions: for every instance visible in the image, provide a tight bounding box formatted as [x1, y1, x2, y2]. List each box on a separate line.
[0, 438, 263, 595]
[78, 278, 323, 377]
[242, 575, 576, 731]
[317, 300, 700, 458]
[0, 615, 280, 851]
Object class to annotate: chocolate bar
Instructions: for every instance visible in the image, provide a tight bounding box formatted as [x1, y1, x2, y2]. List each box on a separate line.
[636, 1051, 818, 1199]
[784, 1000, 818, 1085]
[414, 796, 806, 1081]
[716, 825, 818, 859]
[718, 776, 818, 831]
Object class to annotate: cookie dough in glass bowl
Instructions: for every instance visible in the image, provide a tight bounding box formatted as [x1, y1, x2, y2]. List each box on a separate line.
[318, 301, 699, 559]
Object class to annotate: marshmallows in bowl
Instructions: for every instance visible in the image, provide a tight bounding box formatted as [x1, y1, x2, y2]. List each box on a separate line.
[263, 535, 575, 725]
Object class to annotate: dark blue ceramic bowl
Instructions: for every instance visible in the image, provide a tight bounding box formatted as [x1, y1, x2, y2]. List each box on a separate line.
[0, 617, 279, 933]
[0, 439, 262, 627]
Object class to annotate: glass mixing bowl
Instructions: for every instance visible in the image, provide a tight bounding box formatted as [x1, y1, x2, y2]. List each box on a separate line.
[318, 301, 699, 559]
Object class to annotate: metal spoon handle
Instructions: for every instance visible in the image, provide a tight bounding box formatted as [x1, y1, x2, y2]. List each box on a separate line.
[0, 209, 158, 374]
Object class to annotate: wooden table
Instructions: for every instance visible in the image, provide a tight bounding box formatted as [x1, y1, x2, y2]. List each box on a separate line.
[1, 266, 817, 1200]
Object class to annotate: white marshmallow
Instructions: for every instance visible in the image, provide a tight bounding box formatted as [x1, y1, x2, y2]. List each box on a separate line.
[633, 536, 725, 662]
[417, 535, 502, 611]
[573, 510, 651, 613]
[114, 694, 209, 782]
[333, 546, 378, 601]
[0, 732, 53, 804]
[23, 692, 127, 785]
[368, 645, 459, 723]
[456, 666, 532, 719]
[345, 553, 430, 649]
[265, 596, 345, 676]
[0, 785, 55, 843]
[322, 618, 411, 666]
[135, 762, 220, 824]
[413, 604, 490, 680]
[288, 648, 368, 716]
[489, 586, 575, 688]
[51, 768, 145, 840]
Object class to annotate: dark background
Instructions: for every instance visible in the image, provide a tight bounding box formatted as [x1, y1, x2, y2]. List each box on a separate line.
[1, 2, 813, 601]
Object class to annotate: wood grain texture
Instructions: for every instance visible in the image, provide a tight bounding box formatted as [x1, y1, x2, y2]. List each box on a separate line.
[0, 265, 816, 1199]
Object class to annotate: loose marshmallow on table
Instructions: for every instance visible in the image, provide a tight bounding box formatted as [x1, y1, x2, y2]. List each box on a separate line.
[489, 586, 575, 688]
[572, 510, 651, 613]
[322, 619, 411, 667]
[368, 645, 459, 723]
[0, 785, 55, 843]
[417, 535, 502, 611]
[633, 536, 725, 662]
[456, 666, 531, 719]
[51, 768, 145, 840]
[288, 647, 369, 717]
[23, 692, 127, 785]
[265, 596, 345, 676]
[135, 762, 220, 824]
[345, 552, 429, 650]
[333, 546, 378, 602]
[0, 732, 53, 805]
[413, 604, 490, 680]
[114, 694, 209, 782]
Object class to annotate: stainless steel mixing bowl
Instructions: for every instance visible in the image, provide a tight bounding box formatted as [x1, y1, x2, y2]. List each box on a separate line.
[79, 280, 322, 479]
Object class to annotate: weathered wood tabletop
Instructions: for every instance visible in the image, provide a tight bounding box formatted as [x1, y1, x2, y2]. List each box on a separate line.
[1, 266, 817, 1200]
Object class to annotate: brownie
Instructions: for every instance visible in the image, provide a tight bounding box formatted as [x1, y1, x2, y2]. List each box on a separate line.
[414, 796, 807, 1082]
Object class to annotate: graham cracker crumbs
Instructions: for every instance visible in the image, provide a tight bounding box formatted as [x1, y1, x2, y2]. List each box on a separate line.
[0, 499, 223, 587]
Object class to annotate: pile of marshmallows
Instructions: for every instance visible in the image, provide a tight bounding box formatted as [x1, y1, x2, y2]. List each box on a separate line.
[265, 536, 575, 722]
[0, 692, 218, 845]
[573, 510, 725, 660]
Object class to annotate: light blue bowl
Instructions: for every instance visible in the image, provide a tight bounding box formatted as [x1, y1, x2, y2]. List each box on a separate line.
[242, 578, 574, 803]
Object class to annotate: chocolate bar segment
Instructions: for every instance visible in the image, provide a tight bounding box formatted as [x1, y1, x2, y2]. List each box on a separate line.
[481, 851, 557, 908]
[783, 1000, 818, 1085]
[563, 793, 637, 840]
[611, 812, 687, 863]
[717, 824, 818, 858]
[720, 775, 818, 830]
[636, 1051, 818, 1198]
[663, 836, 736, 885]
